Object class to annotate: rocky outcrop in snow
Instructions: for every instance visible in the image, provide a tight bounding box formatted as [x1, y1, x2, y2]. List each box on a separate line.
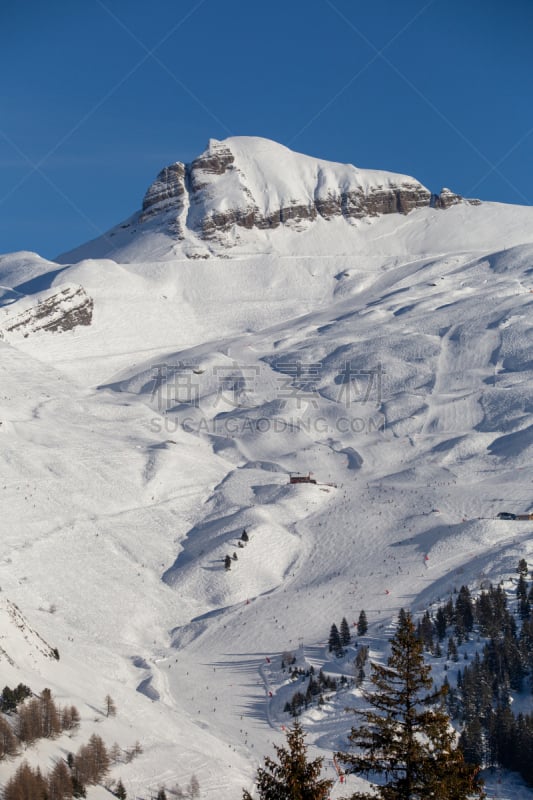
[0, 285, 93, 340]
[139, 137, 470, 242]
[0, 599, 58, 667]
[432, 186, 465, 209]
[142, 162, 187, 213]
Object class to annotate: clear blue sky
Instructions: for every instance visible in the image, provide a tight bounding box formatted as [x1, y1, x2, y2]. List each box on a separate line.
[1, 0, 532, 259]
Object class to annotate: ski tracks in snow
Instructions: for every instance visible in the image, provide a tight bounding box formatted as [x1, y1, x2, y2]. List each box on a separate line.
[419, 321, 501, 439]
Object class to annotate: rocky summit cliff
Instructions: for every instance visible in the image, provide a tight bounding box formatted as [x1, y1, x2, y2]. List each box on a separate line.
[140, 136, 464, 241]
[58, 136, 483, 264]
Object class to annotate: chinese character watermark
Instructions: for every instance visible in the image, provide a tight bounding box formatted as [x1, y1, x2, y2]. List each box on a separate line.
[150, 362, 201, 411]
[335, 362, 385, 408]
[212, 363, 261, 408]
[274, 361, 322, 409]
[151, 360, 384, 411]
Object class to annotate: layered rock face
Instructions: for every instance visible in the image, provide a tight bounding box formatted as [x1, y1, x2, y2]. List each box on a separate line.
[432, 186, 479, 209]
[139, 137, 468, 241]
[0, 286, 93, 339]
[142, 163, 187, 212]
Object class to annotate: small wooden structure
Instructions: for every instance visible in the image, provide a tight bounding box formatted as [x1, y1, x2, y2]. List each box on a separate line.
[289, 473, 317, 485]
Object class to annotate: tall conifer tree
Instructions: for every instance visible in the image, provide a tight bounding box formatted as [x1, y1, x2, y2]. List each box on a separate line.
[329, 623, 342, 655]
[341, 617, 352, 647]
[243, 720, 332, 800]
[337, 610, 484, 800]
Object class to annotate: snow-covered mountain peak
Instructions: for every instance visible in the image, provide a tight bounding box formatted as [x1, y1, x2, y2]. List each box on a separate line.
[57, 136, 476, 263]
[140, 134, 457, 240]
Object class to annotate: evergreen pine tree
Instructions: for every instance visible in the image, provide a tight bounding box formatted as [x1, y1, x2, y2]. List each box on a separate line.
[447, 636, 459, 662]
[0, 683, 31, 713]
[459, 718, 485, 766]
[527, 582, 533, 608]
[0, 686, 15, 713]
[519, 611, 533, 674]
[224, 554, 232, 570]
[517, 558, 528, 580]
[242, 720, 333, 800]
[340, 617, 352, 647]
[516, 574, 530, 619]
[455, 586, 474, 639]
[435, 607, 448, 641]
[357, 610, 368, 636]
[336, 609, 484, 800]
[417, 610, 434, 651]
[115, 778, 127, 798]
[328, 623, 342, 655]
[241, 529, 249, 542]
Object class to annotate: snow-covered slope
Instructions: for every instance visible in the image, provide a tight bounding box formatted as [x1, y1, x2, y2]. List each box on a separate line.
[2, 137, 533, 798]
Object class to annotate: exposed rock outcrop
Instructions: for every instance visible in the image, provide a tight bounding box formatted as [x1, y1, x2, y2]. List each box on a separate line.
[432, 187, 463, 209]
[0, 599, 59, 667]
[190, 144, 235, 184]
[0, 286, 93, 339]
[139, 137, 474, 244]
[142, 162, 187, 213]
